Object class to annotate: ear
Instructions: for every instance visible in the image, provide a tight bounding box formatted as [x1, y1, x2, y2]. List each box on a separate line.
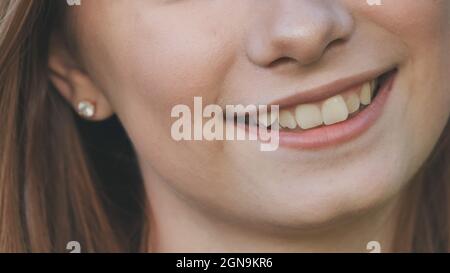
[48, 32, 114, 121]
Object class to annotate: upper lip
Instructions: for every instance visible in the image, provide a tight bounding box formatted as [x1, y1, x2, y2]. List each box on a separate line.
[267, 65, 396, 109]
[228, 65, 396, 119]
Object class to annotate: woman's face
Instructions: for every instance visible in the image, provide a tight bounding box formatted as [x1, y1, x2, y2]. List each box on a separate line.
[65, 0, 450, 229]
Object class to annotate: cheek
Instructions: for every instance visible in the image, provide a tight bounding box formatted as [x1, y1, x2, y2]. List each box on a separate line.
[117, 18, 237, 160]
[370, 1, 450, 173]
[124, 22, 234, 113]
[345, 0, 450, 181]
[75, 3, 241, 154]
[353, 0, 450, 46]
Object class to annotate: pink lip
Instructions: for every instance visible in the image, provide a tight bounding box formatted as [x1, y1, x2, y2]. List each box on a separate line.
[269, 67, 395, 108]
[278, 71, 397, 149]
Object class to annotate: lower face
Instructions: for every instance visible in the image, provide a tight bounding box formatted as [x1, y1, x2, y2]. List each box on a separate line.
[69, 1, 450, 230]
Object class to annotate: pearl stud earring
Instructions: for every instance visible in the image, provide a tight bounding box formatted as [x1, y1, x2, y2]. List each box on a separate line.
[77, 100, 96, 119]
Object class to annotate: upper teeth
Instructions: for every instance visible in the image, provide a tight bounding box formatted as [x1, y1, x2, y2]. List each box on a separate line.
[256, 79, 376, 130]
[258, 110, 279, 128]
[360, 82, 372, 106]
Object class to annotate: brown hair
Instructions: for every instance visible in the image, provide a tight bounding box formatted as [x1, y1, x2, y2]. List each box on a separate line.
[0, 0, 448, 252]
[0, 0, 146, 252]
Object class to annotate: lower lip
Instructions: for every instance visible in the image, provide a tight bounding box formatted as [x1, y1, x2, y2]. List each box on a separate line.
[277, 72, 397, 150]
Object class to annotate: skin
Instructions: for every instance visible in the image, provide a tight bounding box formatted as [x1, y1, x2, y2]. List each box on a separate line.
[49, 0, 450, 252]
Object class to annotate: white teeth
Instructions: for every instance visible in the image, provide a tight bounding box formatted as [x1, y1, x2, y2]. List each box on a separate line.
[346, 93, 360, 114]
[257, 111, 278, 128]
[295, 104, 323, 129]
[321, 95, 349, 126]
[251, 80, 376, 130]
[279, 110, 297, 129]
[360, 82, 372, 106]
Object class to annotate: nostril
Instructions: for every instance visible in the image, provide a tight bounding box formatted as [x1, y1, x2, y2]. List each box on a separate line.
[268, 56, 297, 68]
[326, 38, 347, 52]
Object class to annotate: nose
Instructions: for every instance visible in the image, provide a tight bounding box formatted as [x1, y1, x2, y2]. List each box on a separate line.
[246, 0, 354, 67]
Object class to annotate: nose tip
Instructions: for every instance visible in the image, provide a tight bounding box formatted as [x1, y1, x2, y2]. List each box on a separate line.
[246, 0, 354, 67]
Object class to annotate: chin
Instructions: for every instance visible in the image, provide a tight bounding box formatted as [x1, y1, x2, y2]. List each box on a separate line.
[218, 144, 410, 232]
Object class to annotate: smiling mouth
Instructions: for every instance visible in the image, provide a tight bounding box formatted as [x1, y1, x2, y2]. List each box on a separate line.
[251, 69, 396, 131]
[231, 68, 398, 149]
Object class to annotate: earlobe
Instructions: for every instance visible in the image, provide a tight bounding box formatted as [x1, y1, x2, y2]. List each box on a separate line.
[48, 33, 114, 121]
[66, 70, 115, 120]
